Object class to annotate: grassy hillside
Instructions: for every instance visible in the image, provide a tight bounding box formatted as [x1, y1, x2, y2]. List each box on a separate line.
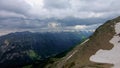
[45, 16, 120, 68]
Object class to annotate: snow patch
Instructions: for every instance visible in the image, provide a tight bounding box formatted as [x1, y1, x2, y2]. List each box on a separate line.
[90, 22, 120, 68]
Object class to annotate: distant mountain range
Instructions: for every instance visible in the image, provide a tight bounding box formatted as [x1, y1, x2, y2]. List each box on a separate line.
[0, 31, 92, 68]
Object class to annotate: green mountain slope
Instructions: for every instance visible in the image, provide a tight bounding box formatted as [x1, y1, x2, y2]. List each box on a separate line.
[0, 31, 92, 68]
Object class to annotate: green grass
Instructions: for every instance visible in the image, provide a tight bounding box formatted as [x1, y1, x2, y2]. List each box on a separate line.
[27, 50, 41, 60]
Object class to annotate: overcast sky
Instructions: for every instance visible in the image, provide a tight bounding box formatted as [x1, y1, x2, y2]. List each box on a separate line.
[0, 0, 120, 35]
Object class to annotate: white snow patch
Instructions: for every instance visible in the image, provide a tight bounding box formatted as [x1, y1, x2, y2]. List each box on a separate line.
[90, 22, 120, 68]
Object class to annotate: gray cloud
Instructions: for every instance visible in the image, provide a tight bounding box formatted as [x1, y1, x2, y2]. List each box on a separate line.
[77, 0, 120, 12]
[0, 18, 45, 29]
[0, 0, 120, 35]
[0, 0, 30, 14]
[0, 0, 120, 19]
[27, 0, 120, 19]
[0, 10, 26, 18]
[43, 0, 70, 9]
